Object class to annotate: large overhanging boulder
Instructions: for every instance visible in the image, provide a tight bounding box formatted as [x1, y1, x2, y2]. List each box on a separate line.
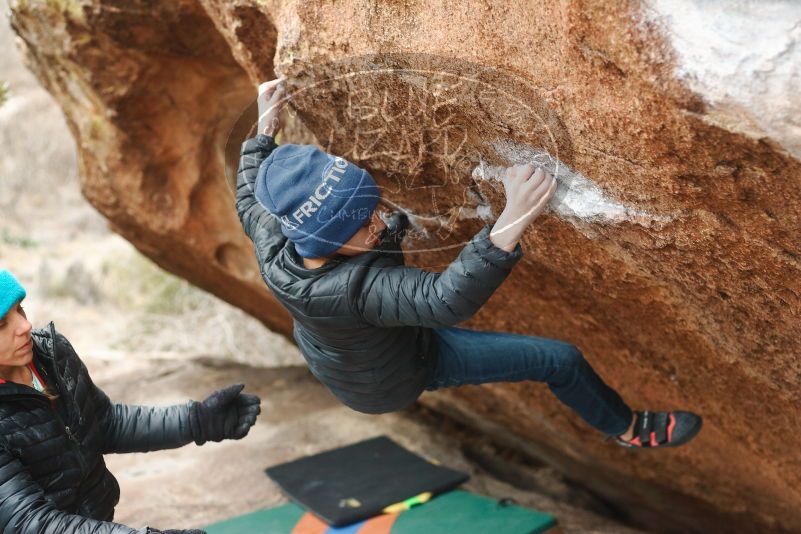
[8, 1, 800, 532]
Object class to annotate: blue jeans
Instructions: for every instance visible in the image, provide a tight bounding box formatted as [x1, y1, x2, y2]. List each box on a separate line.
[425, 326, 632, 436]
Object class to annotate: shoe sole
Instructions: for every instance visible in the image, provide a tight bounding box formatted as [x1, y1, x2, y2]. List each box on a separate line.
[663, 414, 703, 448]
[615, 414, 703, 450]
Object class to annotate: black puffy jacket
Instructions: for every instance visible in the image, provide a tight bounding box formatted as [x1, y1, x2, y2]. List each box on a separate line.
[0, 323, 196, 533]
[236, 135, 524, 414]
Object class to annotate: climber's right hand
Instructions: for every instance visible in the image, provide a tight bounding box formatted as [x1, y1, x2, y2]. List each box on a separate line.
[489, 164, 557, 252]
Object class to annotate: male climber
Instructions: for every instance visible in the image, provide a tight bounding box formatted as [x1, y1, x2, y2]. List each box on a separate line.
[234, 78, 703, 448]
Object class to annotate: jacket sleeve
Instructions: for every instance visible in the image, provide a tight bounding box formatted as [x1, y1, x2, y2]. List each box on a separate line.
[236, 134, 286, 267]
[354, 223, 524, 328]
[51, 332, 196, 455]
[92, 386, 196, 454]
[0, 448, 147, 533]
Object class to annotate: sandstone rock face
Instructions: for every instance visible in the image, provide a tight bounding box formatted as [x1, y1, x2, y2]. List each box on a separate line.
[8, 1, 801, 532]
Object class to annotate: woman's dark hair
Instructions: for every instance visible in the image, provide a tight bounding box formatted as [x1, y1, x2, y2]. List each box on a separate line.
[41, 383, 59, 401]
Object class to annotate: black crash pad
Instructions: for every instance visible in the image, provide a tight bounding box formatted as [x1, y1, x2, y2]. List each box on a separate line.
[264, 436, 469, 526]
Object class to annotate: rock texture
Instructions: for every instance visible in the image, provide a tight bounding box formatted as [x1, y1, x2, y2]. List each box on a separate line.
[8, 1, 801, 532]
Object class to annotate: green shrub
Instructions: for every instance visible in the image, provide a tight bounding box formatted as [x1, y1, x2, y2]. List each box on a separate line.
[0, 81, 8, 108]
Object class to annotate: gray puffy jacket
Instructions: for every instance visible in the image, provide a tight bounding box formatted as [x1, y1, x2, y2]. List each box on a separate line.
[236, 135, 523, 413]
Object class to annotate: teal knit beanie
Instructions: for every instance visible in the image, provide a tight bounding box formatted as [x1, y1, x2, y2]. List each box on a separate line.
[0, 270, 26, 319]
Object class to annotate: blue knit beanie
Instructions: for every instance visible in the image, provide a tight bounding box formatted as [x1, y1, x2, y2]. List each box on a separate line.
[0, 270, 26, 319]
[254, 144, 381, 258]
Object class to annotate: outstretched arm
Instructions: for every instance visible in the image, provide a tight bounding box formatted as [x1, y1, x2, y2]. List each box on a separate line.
[92, 385, 195, 454]
[353, 223, 524, 328]
[44, 331, 195, 454]
[92, 382, 259, 453]
[0, 448, 147, 533]
[90, 375, 259, 452]
[49, 329, 238, 455]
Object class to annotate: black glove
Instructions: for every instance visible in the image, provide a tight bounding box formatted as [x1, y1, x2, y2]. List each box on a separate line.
[189, 383, 261, 445]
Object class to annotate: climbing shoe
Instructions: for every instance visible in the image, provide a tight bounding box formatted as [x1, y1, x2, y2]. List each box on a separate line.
[612, 410, 702, 449]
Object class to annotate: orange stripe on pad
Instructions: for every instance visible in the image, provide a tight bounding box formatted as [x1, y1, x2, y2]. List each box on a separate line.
[292, 512, 329, 534]
[358, 513, 399, 534]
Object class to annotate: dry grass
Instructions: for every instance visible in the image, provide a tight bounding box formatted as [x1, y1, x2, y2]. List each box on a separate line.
[0, 4, 302, 367]
[0, 4, 86, 236]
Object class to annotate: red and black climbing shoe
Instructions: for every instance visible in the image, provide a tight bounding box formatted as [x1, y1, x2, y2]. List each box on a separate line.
[613, 410, 702, 449]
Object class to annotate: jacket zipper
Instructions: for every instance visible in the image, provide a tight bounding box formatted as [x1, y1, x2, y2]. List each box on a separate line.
[2, 391, 89, 474]
[48, 323, 90, 476]
[39, 324, 90, 474]
[51, 402, 88, 473]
